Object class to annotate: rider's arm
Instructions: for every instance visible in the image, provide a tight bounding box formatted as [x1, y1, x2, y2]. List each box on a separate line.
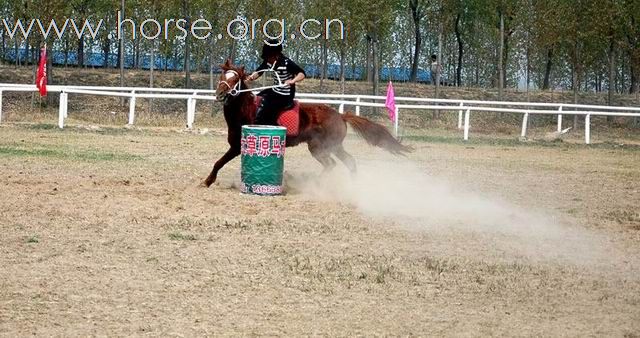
[284, 59, 306, 85]
[248, 60, 268, 81]
[286, 72, 305, 85]
[248, 72, 261, 81]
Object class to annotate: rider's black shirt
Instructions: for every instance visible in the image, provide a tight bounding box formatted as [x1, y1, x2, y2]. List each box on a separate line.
[256, 56, 306, 98]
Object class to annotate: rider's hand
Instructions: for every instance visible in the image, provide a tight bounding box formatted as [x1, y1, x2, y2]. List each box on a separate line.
[284, 79, 295, 85]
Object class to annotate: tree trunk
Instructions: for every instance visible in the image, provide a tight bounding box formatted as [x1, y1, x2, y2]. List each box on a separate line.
[209, 43, 214, 91]
[525, 31, 530, 94]
[323, 39, 328, 81]
[15, 39, 19, 67]
[350, 46, 357, 81]
[503, 30, 512, 88]
[629, 42, 639, 94]
[320, 39, 327, 91]
[543, 48, 553, 90]
[31, 49, 37, 108]
[435, 21, 442, 119]
[77, 35, 84, 68]
[572, 42, 581, 130]
[134, 39, 140, 69]
[1, 28, 5, 64]
[371, 32, 379, 96]
[608, 37, 615, 113]
[165, 45, 169, 71]
[409, 0, 422, 83]
[174, 42, 179, 71]
[365, 35, 371, 82]
[618, 59, 624, 94]
[64, 38, 69, 67]
[102, 36, 110, 68]
[29, 41, 35, 65]
[119, 0, 125, 104]
[498, 11, 504, 99]
[183, 0, 191, 89]
[314, 46, 321, 80]
[209, 38, 216, 116]
[455, 13, 463, 87]
[340, 42, 346, 94]
[474, 55, 479, 85]
[46, 44, 54, 105]
[631, 60, 638, 94]
[149, 40, 155, 114]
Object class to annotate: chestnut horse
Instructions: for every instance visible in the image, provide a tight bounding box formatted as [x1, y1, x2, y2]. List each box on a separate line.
[202, 60, 411, 187]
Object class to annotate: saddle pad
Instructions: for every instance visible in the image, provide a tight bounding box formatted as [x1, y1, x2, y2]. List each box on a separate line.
[277, 103, 300, 137]
[253, 97, 300, 137]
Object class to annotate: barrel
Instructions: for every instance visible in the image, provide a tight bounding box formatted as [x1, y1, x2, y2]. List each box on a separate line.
[240, 125, 287, 195]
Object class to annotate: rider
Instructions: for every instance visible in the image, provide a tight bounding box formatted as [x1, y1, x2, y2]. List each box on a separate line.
[247, 39, 306, 125]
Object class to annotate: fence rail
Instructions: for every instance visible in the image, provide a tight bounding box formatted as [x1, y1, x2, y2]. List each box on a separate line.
[1, 83, 639, 145]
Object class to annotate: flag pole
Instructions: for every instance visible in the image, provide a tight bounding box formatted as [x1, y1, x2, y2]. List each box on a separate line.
[394, 107, 399, 138]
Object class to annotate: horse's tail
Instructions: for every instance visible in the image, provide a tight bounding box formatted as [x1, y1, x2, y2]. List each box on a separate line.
[341, 113, 412, 155]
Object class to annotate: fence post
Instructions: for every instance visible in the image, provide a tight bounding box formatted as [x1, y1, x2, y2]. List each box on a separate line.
[0, 90, 3, 124]
[191, 93, 198, 126]
[58, 92, 68, 129]
[128, 90, 136, 125]
[463, 109, 471, 141]
[457, 102, 464, 129]
[521, 112, 529, 138]
[187, 96, 195, 129]
[355, 96, 361, 116]
[585, 114, 591, 144]
[557, 105, 563, 132]
[64, 94, 69, 118]
[339, 103, 344, 114]
[394, 107, 399, 138]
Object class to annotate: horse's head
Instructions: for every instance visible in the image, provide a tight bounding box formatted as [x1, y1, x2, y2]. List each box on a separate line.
[216, 59, 248, 102]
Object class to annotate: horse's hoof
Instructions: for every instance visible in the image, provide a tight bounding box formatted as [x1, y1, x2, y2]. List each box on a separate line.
[198, 181, 210, 188]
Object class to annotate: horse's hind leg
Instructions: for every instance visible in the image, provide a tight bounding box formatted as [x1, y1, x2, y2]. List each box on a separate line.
[308, 142, 336, 175]
[333, 145, 357, 176]
[201, 147, 240, 187]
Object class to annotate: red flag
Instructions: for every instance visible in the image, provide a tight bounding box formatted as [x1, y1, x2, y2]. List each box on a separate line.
[36, 46, 47, 97]
[385, 81, 396, 122]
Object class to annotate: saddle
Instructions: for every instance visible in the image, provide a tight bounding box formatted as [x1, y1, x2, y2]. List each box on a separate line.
[254, 96, 300, 137]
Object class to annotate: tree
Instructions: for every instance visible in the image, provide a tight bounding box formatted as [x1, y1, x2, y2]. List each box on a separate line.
[621, 0, 640, 94]
[407, 0, 430, 82]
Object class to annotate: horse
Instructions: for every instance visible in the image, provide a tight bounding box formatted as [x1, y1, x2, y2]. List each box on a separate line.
[201, 59, 411, 188]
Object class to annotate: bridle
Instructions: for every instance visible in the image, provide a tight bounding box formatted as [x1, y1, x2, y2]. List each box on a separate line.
[218, 68, 287, 98]
[217, 70, 242, 97]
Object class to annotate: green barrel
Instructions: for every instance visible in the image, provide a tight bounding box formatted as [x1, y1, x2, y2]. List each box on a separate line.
[240, 125, 287, 195]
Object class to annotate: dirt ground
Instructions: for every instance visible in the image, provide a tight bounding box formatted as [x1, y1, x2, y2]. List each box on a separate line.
[0, 122, 639, 336]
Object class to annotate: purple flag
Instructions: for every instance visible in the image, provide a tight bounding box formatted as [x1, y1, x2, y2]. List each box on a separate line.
[385, 81, 396, 122]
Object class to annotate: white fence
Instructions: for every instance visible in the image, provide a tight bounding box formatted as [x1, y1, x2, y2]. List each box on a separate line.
[1, 83, 639, 145]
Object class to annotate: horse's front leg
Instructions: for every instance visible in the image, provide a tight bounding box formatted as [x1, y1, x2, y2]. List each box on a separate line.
[201, 147, 241, 187]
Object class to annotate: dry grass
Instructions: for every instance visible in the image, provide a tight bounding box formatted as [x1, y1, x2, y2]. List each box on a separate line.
[0, 123, 639, 335]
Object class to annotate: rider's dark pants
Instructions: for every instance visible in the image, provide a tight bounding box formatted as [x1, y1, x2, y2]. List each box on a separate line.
[255, 89, 294, 125]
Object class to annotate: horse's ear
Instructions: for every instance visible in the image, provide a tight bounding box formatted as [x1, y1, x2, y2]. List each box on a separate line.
[238, 66, 245, 76]
[220, 58, 232, 70]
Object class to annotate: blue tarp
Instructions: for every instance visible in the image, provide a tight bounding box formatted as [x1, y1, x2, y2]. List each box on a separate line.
[3, 48, 432, 83]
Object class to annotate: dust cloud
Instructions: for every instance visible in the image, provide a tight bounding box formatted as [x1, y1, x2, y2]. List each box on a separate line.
[285, 157, 619, 267]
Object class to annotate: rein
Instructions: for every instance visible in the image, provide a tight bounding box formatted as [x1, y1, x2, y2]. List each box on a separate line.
[219, 69, 287, 97]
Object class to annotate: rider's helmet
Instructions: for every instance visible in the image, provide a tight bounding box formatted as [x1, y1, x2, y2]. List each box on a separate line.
[261, 39, 283, 59]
